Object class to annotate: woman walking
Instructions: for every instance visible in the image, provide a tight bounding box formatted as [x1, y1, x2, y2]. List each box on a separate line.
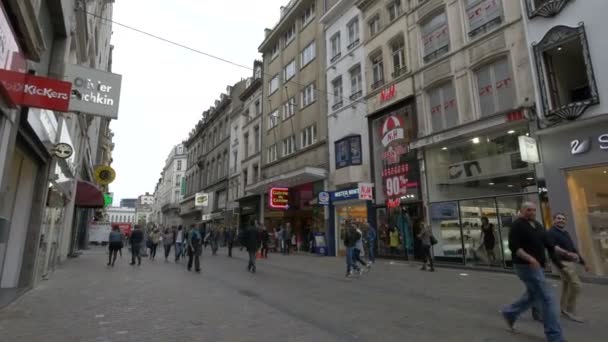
[418, 223, 435, 272]
[163, 228, 174, 261]
[148, 227, 161, 260]
[107, 226, 123, 267]
[479, 217, 497, 265]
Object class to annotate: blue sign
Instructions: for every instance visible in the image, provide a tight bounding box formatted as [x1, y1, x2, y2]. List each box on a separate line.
[330, 188, 360, 202]
[318, 191, 330, 206]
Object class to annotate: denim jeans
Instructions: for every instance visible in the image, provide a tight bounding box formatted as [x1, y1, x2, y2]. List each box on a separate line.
[502, 264, 563, 342]
[175, 242, 184, 260]
[346, 247, 359, 274]
[368, 242, 376, 263]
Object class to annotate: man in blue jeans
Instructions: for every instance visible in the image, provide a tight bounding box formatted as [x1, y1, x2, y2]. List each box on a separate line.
[343, 222, 360, 278]
[366, 221, 377, 264]
[501, 202, 565, 342]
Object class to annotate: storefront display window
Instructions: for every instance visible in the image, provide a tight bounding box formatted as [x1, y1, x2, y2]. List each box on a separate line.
[336, 204, 367, 255]
[375, 206, 418, 259]
[567, 166, 608, 276]
[426, 127, 537, 203]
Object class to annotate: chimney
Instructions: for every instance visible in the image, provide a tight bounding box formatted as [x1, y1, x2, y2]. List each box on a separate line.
[264, 28, 272, 37]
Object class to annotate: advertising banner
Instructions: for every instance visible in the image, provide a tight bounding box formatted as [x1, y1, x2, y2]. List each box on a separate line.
[195, 192, 209, 207]
[64, 64, 122, 119]
[0, 69, 72, 111]
[269, 188, 289, 209]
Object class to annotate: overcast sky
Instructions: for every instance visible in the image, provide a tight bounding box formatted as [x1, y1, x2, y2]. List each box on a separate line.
[109, 0, 286, 203]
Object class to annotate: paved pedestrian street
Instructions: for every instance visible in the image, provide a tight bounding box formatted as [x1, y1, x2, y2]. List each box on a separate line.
[0, 248, 606, 342]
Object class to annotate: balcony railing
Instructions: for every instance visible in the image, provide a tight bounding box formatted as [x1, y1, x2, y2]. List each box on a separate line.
[332, 101, 344, 110]
[350, 91, 362, 100]
[392, 66, 408, 78]
[371, 79, 385, 90]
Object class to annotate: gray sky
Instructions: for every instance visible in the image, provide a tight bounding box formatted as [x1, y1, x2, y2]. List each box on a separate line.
[110, 0, 286, 203]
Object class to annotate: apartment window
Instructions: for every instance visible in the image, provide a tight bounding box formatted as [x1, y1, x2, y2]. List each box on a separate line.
[254, 125, 260, 152]
[347, 18, 360, 49]
[252, 164, 259, 183]
[332, 77, 343, 110]
[369, 15, 381, 36]
[282, 135, 296, 156]
[302, 3, 315, 27]
[371, 53, 384, 89]
[175, 190, 180, 201]
[284, 59, 296, 81]
[301, 125, 317, 148]
[268, 110, 279, 129]
[421, 11, 449, 63]
[255, 99, 262, 115]
[283, 97, 296, 120]
[233, 151, 238, 171]
[429, 82, 458, 132]
[301, 83, 316, 108]
[244, 132, 250, 158]
[254, 66, 262, 79]
[330, 33, 341, 62]
[270, 44, 279, 60]
[243, 169, 249, 187]
[269, 74, 280, 94]
[534, 25, 598, 120]
[350, 65, 363, 100]
[175, 175, 180, 186]
[267, 144, 278, 163]
[391, 36, 406, 77]
[301, 41, 316, 68]
[284, 24, 296, 46]
[475, 58, 515, 117]
[466, 0, 503, 38]
[177, 160, 182, 171]
[388, 1, 402, 21]
[335, 135, 362, 169]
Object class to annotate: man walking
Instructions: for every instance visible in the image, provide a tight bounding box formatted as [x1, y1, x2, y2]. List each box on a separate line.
[129, 225, 144, 266]
[343, 221, 361, 278]
[174, 226, 184, 262]
[284, 223, 292, 255]
[226, 226, 235, 258]
[187, 226, 203, 273]
[241, 219, 261, 273]
[501, 202, 564, 342]
[260, 225, 270, 258]
[548, 213, 590, 322]
[366, 221, 377, 264]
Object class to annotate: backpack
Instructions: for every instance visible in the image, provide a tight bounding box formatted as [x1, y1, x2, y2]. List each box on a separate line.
[190, 229, 202, 243]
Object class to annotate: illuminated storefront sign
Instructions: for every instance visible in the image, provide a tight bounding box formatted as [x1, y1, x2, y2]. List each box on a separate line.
[269, 187, 289, 209]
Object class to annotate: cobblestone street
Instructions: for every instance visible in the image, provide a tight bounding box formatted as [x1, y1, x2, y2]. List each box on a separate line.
[0, 247, 606, 342]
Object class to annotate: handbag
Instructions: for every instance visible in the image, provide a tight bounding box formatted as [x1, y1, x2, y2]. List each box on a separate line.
[430, 235, 438, 246]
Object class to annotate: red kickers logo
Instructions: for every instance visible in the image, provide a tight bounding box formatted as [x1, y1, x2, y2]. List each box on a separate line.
[0, 69, 72, 112]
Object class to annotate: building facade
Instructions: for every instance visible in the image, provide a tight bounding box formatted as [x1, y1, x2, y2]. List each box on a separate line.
[254, 0, 329, 249]
[0, 0, 115, 304]
[106, 207, 136, 225]
[520, 0, 608, 277]
[156, 144, 187, 227]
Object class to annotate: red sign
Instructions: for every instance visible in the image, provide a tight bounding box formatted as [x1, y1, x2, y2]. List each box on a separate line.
[506, 110, 524, 122]
[269, 187, 289, 209]
[0, 69, 72, 111]
[380, 84, 396, 102]
[358, 183, 373, 201]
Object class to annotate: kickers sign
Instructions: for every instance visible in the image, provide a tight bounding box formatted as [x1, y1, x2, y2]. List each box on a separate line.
[0, 69, 72, 112]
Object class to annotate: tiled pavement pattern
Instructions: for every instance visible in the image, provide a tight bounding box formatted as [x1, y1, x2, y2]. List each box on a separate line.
[0, 247, 606, 342]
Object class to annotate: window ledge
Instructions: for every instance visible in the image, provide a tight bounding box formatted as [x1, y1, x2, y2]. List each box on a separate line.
[350, 91, 363, 100]
[300, 100, 317, 111]
[332, 101, 344, 110]
[330, 53, 342, 63]
[347, 39, 360, 50]
[371, 79, 385, 90]
[300, 58, 316, 70]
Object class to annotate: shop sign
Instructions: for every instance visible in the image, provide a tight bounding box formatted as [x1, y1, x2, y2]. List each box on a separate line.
[0, 69, 72, 111]
[64, 64, 122, 119]
[331, 188, 360, 202]
[379, 84, 396, 102]
[570, 133, 608, 155]
[94, 165, 116, 185]
[202, 214, 212, 222]
[518, 136, 540, 163]
[381, 115, 405, 147]
[195, 192, 209, 207]
[269, 187, 289, 209]
[506, 110, 524, 122]
[382, 163, 415, 200]
[53, 143, 73, 159]
[318, 191, 330, 206]
[358, 183, 374, 200]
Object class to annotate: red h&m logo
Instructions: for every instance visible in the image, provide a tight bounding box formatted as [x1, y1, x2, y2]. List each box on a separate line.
[0, 69, 72, 111]
[380, 84, 396, 102]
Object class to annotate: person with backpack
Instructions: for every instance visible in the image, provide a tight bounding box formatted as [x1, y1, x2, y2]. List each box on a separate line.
[187, 226, 203, 273]
[107, 226, 123, 267]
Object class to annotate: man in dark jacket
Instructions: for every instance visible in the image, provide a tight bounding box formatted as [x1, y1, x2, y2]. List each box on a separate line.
[260, 225, 270, 258]
[187, 226, 203, 273]
[241, 219, 261, 273]
[129, 225, 144, 266]
[343, 220, 360, 278]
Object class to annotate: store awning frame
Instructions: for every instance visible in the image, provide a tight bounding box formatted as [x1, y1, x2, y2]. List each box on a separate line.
[74, 180, 105, 208]
[245, 166, 327, 194]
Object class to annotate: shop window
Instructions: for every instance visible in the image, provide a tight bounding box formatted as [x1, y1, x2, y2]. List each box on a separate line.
[334, 135, 362, 169]
[332, 76, 343, 110]
[525, 0, 571, 19]
[370, 52, 384, 90]
[421, 11, 449, 63]
[566, 166, 608, 276]
[428, 82, 458, 132]
[534, 24, 599, 122]
[475, 58, 515, 117]
[466, 0, 503, 39]
[390, 35, 407, 78]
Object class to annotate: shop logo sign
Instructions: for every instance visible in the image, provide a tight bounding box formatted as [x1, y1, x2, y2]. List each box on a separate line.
[379, 84, 396, 102]
[269, 187, 289, 209]
[318, 191, 330, 206]
[381, 115, 405, 147]
[358, 183, 374, 201]
[570, 134, 608, 155]
[0, 69, 72, 111]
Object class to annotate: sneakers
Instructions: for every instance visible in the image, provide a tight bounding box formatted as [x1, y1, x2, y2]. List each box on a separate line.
[562, 310, 585, 323]
[500, 311, 515, 331]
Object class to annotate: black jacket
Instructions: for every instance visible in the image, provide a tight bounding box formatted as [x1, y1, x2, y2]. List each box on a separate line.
[241, 226, 261, 252]
[129, 229, 144, 245]
[343, 227, 360, 248]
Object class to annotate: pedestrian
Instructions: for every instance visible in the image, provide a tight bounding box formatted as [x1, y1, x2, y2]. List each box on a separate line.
[174, 226, 184, 262]
[187, 226, 203, 273]
[277, 225, 285, 254]
[162, 228, 173, 261]
[240, 219, 261, 273]
[226, 226, 235, 257]
[547, 212, 591, 323]
[209, 226, 219, 256]
[366, 221, 377, 264]
[260, 224, 270, 258]
[417, 222, 435, 272]
[343, 221, 361, 278]
[479, 216, 497, 265]
[107, 226, 123, 267]
[354, 226, 371, 271]
[500, 202, 566, 342]
[148, 227, 161, 260]
[284, 223, 292, 255]
[129, 225, 144, 266]
[389, 226, 399, 255]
